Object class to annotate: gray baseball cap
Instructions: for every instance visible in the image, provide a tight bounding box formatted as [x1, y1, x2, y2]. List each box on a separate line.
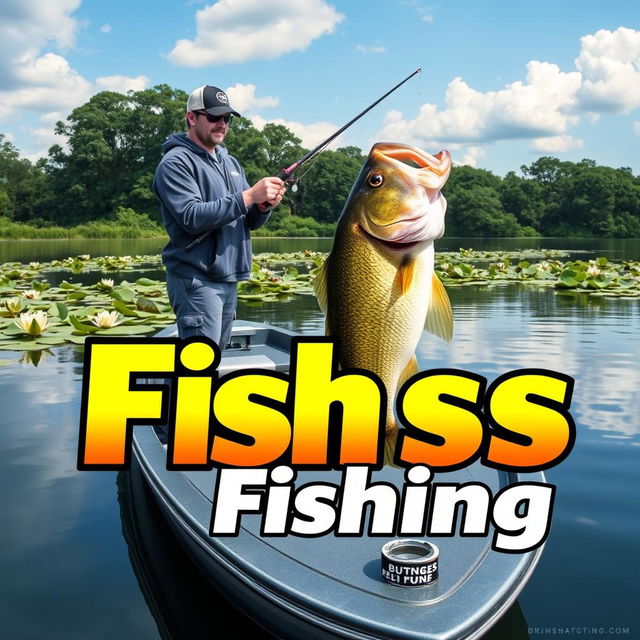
[187, 85, 241, 117]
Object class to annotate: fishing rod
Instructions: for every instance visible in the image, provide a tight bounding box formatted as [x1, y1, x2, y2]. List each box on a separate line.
[185, 68, 421, 252]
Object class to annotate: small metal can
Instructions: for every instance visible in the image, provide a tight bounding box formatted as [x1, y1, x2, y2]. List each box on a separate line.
[380, 539, 439, 587]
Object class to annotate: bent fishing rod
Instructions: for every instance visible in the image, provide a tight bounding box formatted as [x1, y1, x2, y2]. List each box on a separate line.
[185, 68, 421, 252]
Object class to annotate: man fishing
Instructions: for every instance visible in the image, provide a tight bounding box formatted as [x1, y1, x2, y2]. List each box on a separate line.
[153, 85, 286, 346]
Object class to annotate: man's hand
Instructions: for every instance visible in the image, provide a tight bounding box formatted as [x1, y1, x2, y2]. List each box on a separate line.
[243, 177, 286, 210]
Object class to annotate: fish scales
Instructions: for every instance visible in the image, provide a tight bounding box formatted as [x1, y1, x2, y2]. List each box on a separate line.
[314, 142, 453, 433]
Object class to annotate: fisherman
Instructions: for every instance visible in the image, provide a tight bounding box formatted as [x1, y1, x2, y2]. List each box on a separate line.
[153, 85, 285, 346]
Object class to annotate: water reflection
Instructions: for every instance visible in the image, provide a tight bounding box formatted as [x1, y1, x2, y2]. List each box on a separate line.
[18, 348, 54, 367]
[118, 464, 277, 640]
[0, 348, 87, 553]
[1, 244, 638, 637]
[0, 348, 159, 638]
[416, 285, 640, 441]
[1, 236, 638, 264]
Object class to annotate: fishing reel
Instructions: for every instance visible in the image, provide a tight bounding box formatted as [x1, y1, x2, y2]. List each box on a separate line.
[286, 176, 300, 193]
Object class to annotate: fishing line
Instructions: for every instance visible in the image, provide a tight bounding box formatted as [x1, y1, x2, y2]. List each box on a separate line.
[186, 69, 422, 252]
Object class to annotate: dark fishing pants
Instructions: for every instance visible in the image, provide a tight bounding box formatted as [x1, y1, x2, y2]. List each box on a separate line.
[166, 274, 237, 348]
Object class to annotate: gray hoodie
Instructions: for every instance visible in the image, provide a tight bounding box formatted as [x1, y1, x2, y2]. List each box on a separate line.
[153, 133, 270, 282]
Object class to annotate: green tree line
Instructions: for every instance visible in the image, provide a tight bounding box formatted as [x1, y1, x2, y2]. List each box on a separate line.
[1, 84, 639, 238]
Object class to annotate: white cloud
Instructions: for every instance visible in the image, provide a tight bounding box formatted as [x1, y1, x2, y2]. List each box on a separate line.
[168, 0, 344, 67]
[454, 146, 485, 167]
[378, 62, 581, 147]
[0, 2, 148, 159]
[18, 112, 70, 161]
[28, 126, 65, 147]
[95, 75, 150, 94]
[223, 82, 339, 150]
[0, 52, 93, 121]
[225, 83, 279, 114]
[576, 27, 640, 114]
[401, 0, 434, 23]
[100, 24, 111, 33]
[251, 115, 340, 149]
[0, 2, 90, 123]
[530, 135, 584, 153]
[377, 27, 640, 153]
[0, 0, 81, 64]
[357, 44, 386, 54]
[22, 127, 67, 162]
[39, 111, 65, 125]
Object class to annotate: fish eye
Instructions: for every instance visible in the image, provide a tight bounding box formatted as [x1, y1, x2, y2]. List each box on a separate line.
[367, 171, 384, 188]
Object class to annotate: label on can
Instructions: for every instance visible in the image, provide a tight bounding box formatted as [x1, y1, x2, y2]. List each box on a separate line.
[380, 539, 439, 587]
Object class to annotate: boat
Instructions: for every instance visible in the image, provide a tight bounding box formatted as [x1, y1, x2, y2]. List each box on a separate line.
[132, 321, 541, 640]
[118, 463, 278, 640]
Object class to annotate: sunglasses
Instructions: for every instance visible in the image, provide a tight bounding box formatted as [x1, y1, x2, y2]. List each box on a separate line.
[194, 110, 233, 124]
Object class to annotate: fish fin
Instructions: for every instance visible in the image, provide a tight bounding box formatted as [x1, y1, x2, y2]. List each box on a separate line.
[397, 259, 415, 295]
[425, 273, 454, 342]
[313, 258, 329, 317]
[398, 355, 420, 389]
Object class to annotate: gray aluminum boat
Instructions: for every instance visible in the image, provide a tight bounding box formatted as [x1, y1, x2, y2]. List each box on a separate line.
[132, 321, 542, 640]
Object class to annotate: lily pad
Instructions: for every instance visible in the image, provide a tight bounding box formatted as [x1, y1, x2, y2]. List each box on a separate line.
[557, 270, 580, 288]
[136, 296, 160, 313]
[69, 315, 102, 334]
[59, 280, 81, 290]
[112, 300, 141, 317]
[111, 288, 136, 303]
[98, 325, 157, 335]
[48, 301, 69, 320]
[67, 291, 88, 301]
[35, 336, 68, 345]
[136, 277, 160, 286]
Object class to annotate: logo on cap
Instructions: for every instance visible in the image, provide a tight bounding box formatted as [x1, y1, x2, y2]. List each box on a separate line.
[216, 91, 228, 104]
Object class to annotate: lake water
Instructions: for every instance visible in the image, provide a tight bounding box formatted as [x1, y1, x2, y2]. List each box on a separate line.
[1, 236, 639, 263]
[1, 238, 638, 639]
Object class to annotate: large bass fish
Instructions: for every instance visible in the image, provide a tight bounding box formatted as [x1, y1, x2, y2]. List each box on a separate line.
[314, 142, 453, 434]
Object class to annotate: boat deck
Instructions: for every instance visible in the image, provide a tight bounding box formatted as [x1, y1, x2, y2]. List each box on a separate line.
[156, 321, 294, 375]
[135, 321, 544, 640]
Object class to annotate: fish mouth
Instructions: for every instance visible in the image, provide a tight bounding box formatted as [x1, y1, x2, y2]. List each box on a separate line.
[377, 214, 424, 228]
[358, 224, 424, 251]
[372, 142, 451, 190]
[358, 142, 451, 244]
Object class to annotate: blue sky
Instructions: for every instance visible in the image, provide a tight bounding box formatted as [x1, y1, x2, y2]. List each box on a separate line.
[1, 0, 639, 175]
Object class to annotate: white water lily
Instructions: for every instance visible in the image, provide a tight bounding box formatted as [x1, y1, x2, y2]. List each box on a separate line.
[495, 262, 507, 271]
[79, 254, 90, 260]
[121, 255, 133, 263]
[29, 261, 41, 269]
[14, 311, 50, 336]
[5, 297, 25, 316]
[22, 289, 39, 299]
[97, 278, 115, 290]
[89, 310, 123, 328]
[587, 264, 601, 277]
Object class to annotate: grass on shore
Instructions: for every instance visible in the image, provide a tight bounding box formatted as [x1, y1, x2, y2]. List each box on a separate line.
[0, 217, 166, 240]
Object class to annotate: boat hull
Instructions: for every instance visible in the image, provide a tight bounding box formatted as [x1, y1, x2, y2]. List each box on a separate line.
[132, 322, 543, 640]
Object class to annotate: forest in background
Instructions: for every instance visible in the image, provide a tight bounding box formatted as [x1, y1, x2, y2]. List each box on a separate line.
[1, 84, 639, 239]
